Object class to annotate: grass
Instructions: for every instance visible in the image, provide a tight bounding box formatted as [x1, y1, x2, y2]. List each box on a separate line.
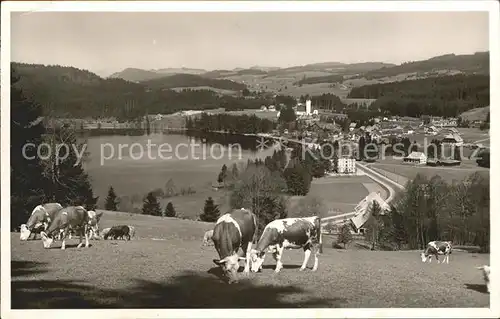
[10, 211, 490, 308]
[306, 175, 372, 213]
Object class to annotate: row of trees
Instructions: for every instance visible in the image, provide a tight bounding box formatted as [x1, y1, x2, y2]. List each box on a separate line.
[363, 172, 489, 252]
[11, 71, 98, 230]
[185, 112, 276, 134]
[106, 184, 220, 221]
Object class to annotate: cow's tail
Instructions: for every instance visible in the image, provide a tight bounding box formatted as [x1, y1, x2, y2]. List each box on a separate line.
[317, 216, 323, 254]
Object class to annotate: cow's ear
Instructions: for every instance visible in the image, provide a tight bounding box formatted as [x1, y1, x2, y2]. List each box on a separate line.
[96, 211, 103, 221]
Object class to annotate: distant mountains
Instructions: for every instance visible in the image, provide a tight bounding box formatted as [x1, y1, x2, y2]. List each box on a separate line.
[107, 52, 489, 86]
[141, 73, 246, 91]
[108, 67, 207, 82]
[11, 51, 490, 119]
[108, 61, 398, 83]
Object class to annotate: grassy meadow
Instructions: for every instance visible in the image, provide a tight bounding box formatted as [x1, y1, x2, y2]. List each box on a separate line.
[10, 211, 490, 308]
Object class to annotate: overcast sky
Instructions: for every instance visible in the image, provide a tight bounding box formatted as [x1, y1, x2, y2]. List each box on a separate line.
[11, 11, 489, 77]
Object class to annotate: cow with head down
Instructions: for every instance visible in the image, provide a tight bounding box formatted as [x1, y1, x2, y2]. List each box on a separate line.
[55, 210, 103, 240]
[20, 203, 63, 241]
[420, 241, 452, 264]
[40, 206, 91, 250]
[250, 216, 323, 273]
[212, 208, 257, 284]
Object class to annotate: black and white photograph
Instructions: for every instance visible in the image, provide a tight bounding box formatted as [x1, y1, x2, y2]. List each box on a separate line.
[1, 1, 498, 317]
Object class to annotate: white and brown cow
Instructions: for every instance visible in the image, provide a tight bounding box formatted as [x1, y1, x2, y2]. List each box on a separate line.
[202, 229, 214, 246]
[476, 265, 490, 293]
[212, 208, 257, 284]
[40, 206, 91, 250]
[420, 241, 453, 264]
[20, 203, 63, 241]
[250, 216, 323, 273]
[59, 210, 102, 240]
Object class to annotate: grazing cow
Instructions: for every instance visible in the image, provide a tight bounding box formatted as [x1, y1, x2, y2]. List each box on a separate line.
[420, 241, 453, 264]
[202, 229, 214, 246]
[476, 265, 490, 293]
[63, 210, 103, 240]
[104, 225, 130, 240]
[20, 203, 63, 240]
[212, 208, 257, 284]
[250, 216, 323, 273]
[20, 222, 48, 241]
[127, 225, 136, 239]
[40, 206, 91, 250]
[100, 227, 111, 239]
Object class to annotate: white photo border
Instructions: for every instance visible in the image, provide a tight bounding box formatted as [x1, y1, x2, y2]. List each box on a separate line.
[1, 1, 499, 318]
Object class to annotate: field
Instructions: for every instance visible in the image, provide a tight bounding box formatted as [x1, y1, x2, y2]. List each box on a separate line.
[460, 106, 489, 123]
[10, 211, 490, 308]
[301, 175, 385, 213]
[170, 86, 239, 96]
[368, 162, 489, 184]
[158, 175, 377, 220]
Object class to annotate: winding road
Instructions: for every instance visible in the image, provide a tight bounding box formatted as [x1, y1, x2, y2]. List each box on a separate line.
[320, 163, 405, 227]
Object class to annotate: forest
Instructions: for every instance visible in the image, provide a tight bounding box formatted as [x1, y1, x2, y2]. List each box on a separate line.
[348, 74, 489, 118]
[11, 63, 269, 120]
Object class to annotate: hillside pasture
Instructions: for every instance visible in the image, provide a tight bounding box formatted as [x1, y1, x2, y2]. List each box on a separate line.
[279, 83, 351, 98]
[460, 106, 489, 123]
[170, 86, 239, 96]
[10, 212, 490, 308]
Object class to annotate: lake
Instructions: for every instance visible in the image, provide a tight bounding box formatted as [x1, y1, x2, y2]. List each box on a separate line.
[81, 132, 275, 207]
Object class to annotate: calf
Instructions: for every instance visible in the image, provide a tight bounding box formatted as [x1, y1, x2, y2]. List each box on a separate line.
[86, 210, 104, 239]
[202, 229, 214, 246]
[476, 265, 490, 293]
[20, 203, 63, 241]
[104, 225, 130, 240]
[40, 206, 91, 250]
[212, 208, 257, 284]
[250, 216, 323, 273]
[420, 241, 452, 264]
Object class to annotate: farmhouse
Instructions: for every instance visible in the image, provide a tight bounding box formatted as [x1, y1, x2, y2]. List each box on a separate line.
[350, 192, 390, 233]
[403, 151, 427, 165]
[442, 133, 464, 146]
